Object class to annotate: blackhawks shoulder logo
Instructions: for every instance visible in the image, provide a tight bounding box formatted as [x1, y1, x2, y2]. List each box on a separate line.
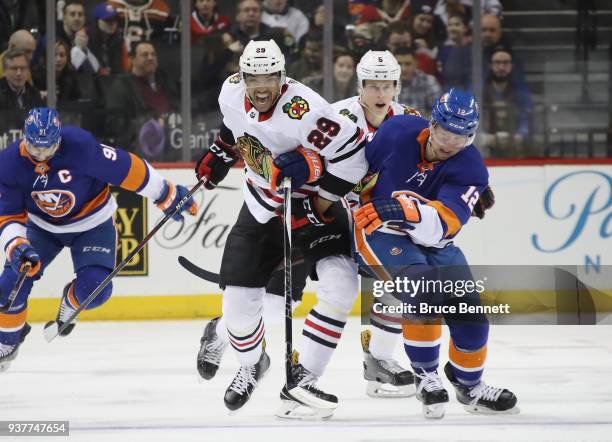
[229, 73, 241, 84]
[282, 96, 310, 120]
[236, 133, 274, 180]
[339, 108, 358, 123]
[403, 105, 421, 116]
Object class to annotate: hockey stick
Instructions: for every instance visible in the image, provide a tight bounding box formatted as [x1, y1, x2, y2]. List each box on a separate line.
[43, 178, 208, 342]
[177, 255, 220, 284]
[282, 178, 293, 385]
[0, 263, 31, 313]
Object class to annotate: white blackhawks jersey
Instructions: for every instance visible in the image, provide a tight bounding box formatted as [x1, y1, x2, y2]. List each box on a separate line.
[219, 74, 367, 223]
[331, 96, 421, 207]
[332, 96, 421, 134]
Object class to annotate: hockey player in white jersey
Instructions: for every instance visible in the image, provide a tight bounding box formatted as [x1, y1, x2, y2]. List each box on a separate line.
[193, 39, 366, 415]
[333, 50, 421, 398]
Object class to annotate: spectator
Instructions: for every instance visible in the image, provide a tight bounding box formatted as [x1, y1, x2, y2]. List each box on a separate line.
[190, 0, 231, 44]
[193, 32, 244, 113]
[106, 41, 179, 158]
[58, 0, 86, 46]
[410, 3, 443, 55]
[32, 40, 81, 107]
[262, 0, 309, 46]
[303, 49, 358, 101]
[437, 13, 469, 79]
[395, 47, 440, 116]
[287, 30, 322, 82]
[230, 0, 276, 46]
[350, 0, 411, 25]
[0, 30, 36, 78]
[0, 49, 43, 111]
[481, 46, 534, 158]
[433, 0, 503, 26]
[346, 22, 385, 60]
[386, 21, 438, 79]
[108, 0, 173, 51]
[88, 2, 128, 76]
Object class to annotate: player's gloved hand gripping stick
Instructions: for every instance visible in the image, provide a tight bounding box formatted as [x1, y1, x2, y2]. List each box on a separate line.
[43, 178, 208, 342]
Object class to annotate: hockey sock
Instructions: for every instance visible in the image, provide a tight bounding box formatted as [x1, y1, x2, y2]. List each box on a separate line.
[0, 310, 27, 346]
[402, 319, 442, 372]
[448, 339, 487, 386]
[223, 285, 265, 366]
[299, 301, 347, 377]
[214, 315, 229, 344]
[74, 266, 113, 310]
[369, 299, 402, 360]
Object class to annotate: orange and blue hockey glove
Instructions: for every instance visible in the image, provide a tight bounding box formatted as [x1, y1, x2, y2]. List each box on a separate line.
[354, 195, 421, 235]
[270, 146, 324, 192]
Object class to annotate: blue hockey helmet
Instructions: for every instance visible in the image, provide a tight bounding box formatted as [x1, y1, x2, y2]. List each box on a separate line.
[24, 107, 62, 148]
[431, 89, 479, 145]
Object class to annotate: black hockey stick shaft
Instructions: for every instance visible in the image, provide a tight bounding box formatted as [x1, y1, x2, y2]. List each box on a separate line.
[0, 263, 31, 313]
[282, 179, 293, 385]
[46, 178, 207, 341]
[177, 255, 220, 284]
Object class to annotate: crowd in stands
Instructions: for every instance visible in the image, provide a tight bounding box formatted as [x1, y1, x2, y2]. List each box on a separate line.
[0, 0, 536, 159]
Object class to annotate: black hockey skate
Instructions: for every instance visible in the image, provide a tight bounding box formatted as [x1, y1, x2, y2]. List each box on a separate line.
[414, 369, 449, 419]
[224, 348, 270, 411]
[361, 330, 415, 398]
[196, 317, 227, 380]
[0, 322, 31, 372]
[277, 352, 338, 419]
[444, 362, 519, 414]
[44, 282, 76, 337]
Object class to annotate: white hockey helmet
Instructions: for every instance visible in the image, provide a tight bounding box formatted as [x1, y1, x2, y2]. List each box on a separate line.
[239, 39, 286, 86]
[356, 50, 401, 96]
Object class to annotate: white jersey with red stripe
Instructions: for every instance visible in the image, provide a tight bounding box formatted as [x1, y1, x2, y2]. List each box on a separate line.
[219, 74, 367, 223]
[331, 96, 421, 209]
[332, 96, 421, 134]
[0, 126, 166, 252]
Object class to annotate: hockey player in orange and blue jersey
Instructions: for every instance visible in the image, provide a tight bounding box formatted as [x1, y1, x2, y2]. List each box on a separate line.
[353, 89, 518, 418]
[0, 108, 198, 370]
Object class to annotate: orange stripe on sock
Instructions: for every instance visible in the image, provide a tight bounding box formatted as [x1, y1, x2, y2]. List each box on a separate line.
[0, 309, 27, 329]
[449, 339, 487, 369]
[67, 284, 80, 309]
[402, 318, 442, 342]
[120, 153, 147, 191]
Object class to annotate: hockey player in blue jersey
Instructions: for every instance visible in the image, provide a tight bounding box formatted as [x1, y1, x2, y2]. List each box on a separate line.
[353, 89, 517, 418]
[0, 108, 198, 371]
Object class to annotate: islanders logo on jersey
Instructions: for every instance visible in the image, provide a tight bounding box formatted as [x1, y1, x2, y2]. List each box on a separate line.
[236, 133, 274, 181]
[282, 96, 309, 120]
[31, 190, 76, 218]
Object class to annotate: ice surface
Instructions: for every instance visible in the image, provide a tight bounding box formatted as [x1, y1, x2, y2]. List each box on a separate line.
[2, 319, 612, 441]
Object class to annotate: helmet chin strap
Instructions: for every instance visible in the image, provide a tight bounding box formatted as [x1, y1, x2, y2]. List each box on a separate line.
[358, 95, 390, 127]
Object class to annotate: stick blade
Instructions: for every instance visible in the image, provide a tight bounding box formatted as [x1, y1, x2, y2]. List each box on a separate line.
[43, 321, 59, 342]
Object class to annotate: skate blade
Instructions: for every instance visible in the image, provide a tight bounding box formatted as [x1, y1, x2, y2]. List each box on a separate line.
[287, 386, 339, 410]
[464, 404, 521, 415]
[422, 402, 446, 419]
[275, 399, 334, 420]
[366, 381, 416, 398]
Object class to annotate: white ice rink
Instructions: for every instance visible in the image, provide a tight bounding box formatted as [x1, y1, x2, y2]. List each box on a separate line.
[2, 319, 612, 442]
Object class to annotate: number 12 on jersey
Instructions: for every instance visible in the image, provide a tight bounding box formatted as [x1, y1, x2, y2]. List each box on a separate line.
[461, 186, 480, 212]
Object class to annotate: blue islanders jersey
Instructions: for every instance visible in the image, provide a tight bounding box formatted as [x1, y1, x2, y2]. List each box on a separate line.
[0, 126, 166, 253]
[361, 115, 489, 247]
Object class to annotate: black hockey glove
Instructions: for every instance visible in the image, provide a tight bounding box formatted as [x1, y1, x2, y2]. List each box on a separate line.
[195, 138, 239, 190]
[472, 185, 495, 219]
[278, 195, 335, 231]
